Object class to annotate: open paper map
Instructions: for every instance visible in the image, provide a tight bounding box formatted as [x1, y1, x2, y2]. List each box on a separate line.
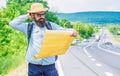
[34, 30, 74, 59]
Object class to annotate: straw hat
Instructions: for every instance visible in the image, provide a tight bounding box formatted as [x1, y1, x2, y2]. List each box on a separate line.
[28, 3, 48, 13]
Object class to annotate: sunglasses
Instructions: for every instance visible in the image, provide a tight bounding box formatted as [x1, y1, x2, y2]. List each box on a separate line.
[37, 13, 46, 17]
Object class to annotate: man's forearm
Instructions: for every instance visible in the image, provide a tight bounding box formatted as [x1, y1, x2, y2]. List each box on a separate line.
[9, 14, 29, 33]
[9, 14, 28, 27]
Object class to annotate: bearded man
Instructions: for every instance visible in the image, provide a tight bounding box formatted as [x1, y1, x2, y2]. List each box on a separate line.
[10, 3, 77, 76]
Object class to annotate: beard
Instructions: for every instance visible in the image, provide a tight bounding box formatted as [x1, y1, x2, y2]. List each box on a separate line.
[34, 18, 46, 27]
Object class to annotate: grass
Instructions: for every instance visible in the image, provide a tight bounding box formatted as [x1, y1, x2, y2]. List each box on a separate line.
[0, 56, 25, 76]
[115, 36, 120, 43]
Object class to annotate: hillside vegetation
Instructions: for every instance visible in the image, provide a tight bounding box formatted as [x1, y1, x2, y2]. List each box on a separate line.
[57, 11, 120, 24]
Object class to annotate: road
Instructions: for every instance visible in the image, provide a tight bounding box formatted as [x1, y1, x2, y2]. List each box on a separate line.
[6, 28, 120, 76]
[58, 28, 120, 76]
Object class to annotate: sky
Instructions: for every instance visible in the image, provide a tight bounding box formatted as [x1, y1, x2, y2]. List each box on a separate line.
[0, 0, 6, 8]
[46, 0, 120, 13]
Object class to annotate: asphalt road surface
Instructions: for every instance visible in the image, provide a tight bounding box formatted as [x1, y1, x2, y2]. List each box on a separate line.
[58, 28, 120, 76]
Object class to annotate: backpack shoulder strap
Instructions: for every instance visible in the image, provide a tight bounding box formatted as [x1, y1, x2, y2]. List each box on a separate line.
[27, 21, 51, 42]
[27, 22, 34, 43]
[45, 21, 52, 30]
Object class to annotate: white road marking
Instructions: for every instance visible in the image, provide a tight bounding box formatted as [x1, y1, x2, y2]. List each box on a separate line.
[105, 72, 114, 76]
[84, 40, 96, 56]
[91, 58, 96, 61]
[95, 63, 102, 67]
[56, 60, 64, 76]
[88, 56, 92, 58]
[84, 47, 91, 56]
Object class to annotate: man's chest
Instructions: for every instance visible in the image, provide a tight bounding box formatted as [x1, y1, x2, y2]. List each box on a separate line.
[32, 26, 46, 39]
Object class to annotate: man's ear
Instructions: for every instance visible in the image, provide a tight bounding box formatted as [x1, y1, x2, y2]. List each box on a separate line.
[28, 13, 34, 19]
[30, 13, 35, 19]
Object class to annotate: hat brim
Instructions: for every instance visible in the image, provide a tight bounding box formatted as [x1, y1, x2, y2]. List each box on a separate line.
[27, 8, 48, 13]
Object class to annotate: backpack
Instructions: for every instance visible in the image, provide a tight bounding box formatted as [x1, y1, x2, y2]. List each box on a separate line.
[27, 21, 58, 60]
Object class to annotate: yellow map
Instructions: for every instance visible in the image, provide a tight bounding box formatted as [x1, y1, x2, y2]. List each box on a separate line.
[34, 30, 74, 59]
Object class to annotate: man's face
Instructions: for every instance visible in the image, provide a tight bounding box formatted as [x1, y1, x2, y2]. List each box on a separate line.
[33, 12, 46, 27]
[34, 12, 46, 21]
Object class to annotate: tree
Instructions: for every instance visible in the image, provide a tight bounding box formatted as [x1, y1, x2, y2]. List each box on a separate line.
[59, 19, 73, 28]
[46, 11, 59, 24]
